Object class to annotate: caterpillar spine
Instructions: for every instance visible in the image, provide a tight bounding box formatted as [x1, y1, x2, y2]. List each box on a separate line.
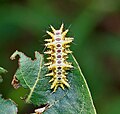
[44, 24, 73, 92]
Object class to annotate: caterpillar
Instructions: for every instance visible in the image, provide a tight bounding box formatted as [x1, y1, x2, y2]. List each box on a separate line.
[44, 24, 73, 92]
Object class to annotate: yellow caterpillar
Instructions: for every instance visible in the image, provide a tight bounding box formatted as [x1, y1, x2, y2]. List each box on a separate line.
[44, 24, 73, 92]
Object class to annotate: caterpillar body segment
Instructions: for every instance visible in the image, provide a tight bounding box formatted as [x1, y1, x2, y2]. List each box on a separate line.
[44, 24, 73, 92]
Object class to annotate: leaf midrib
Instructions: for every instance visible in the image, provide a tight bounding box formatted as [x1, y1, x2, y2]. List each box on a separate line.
[71, 54, 97, 114]
[26, 55, 43, 103]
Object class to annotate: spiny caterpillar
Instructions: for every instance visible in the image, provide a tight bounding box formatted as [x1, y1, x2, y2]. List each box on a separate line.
[44, 24, 73, 92]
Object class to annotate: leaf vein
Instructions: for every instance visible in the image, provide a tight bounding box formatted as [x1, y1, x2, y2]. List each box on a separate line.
[19, 69, 32, 90]
[26, 55, 43, 103]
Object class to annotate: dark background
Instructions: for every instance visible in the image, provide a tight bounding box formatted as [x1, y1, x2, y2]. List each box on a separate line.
[0, 0, 120, 114]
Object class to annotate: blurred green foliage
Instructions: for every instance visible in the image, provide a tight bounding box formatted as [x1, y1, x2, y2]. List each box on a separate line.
[0, 0, 120, 114]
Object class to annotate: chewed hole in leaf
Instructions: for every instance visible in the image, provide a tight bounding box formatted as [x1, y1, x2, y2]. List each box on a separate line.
[11, 75, 21, 89]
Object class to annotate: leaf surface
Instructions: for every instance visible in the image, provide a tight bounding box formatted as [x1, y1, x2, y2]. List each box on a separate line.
[0, 96, 18, 114]
[11, 50, 96, 114]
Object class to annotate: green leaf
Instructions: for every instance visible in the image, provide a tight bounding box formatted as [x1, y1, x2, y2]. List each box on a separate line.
[11, 50, 96, 114]
[0, 67, 17, 114]
[0, 67, 7, 83]
[0, 67, 7, 74]
[0, 96, 18, 114]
